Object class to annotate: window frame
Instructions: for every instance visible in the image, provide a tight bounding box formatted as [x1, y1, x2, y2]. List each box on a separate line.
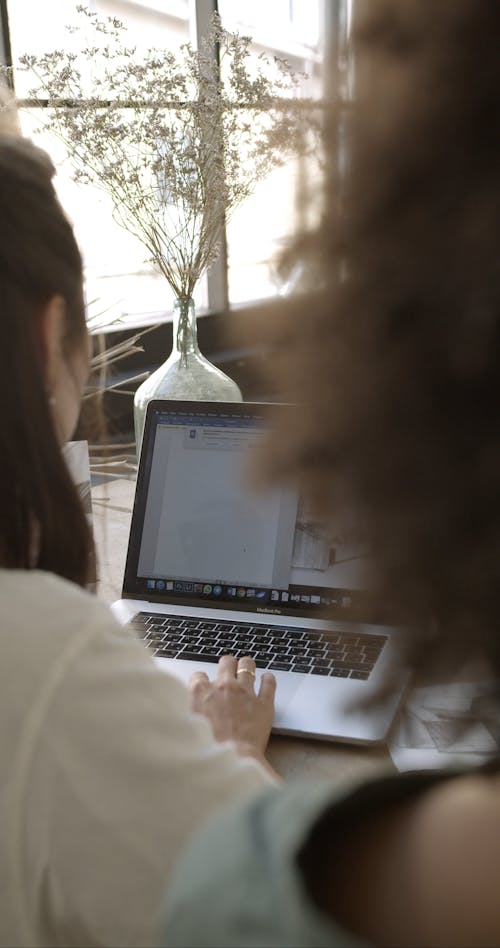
[0, 0, 347, 329]
[0, 0, 12, 71]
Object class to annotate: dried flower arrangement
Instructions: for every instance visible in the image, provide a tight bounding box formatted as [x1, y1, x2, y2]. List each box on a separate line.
[11, 6, 316, 302]
[3, 7, 320, 447]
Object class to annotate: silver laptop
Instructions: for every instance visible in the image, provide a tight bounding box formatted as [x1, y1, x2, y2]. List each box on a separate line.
[113, 400, 408, 744]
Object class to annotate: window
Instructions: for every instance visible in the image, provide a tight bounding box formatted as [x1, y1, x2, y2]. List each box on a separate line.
[217, 0, 324, 304]
[2, 1, 343, 327]
[6, 0, 199, 327]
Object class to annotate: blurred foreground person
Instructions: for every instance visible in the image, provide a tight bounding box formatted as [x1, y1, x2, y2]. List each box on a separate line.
[162, 1, 500, 945]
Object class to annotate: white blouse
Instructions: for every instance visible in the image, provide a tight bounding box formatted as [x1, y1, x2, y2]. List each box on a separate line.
[0, 569, 273, 948]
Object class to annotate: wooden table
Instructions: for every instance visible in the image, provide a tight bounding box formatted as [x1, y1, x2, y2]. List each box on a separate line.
[92, 475, 393, 783]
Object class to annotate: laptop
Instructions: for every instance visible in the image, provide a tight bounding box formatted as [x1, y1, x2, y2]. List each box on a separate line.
[113, 399, 409, 744]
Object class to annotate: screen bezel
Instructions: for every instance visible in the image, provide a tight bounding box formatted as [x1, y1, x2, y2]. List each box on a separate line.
[121, 399, 384, 623]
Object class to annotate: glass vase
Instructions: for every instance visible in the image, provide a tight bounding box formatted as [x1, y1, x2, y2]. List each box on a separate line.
[133, 297, 242, 451]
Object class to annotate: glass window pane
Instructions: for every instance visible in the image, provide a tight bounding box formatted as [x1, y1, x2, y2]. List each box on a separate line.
[218, 0, 324, 304]
[218, 0, 320, 51]
[8, 1, 209, 326]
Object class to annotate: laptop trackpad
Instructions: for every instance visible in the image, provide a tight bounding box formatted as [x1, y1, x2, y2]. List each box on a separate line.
[155, 657, 303, 713]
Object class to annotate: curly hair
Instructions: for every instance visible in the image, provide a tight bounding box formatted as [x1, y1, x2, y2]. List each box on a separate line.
[255, 0, 500, 686]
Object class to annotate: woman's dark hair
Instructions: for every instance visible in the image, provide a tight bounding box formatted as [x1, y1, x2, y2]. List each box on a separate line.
[0, 134, 93, 586]
[256, 0, 500, 685]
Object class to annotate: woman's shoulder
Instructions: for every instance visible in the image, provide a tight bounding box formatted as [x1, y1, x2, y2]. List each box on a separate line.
[0, 567, 191, 723]
[0, 566, 112, 628]
[407, 770, 500, 944]
[0, 569, 111, 622]
[0, 567, 123, 674]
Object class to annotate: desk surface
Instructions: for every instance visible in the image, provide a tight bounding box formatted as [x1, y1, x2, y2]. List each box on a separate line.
[92, 476, 393, 783]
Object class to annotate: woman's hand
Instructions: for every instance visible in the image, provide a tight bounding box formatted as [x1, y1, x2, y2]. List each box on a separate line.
[189, 655, 276, 758]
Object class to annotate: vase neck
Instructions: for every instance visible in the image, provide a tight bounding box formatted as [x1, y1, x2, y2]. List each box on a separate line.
[172, 297, 199, 359]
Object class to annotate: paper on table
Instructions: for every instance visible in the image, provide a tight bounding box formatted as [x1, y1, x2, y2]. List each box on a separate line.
[388, 681, 499, 772]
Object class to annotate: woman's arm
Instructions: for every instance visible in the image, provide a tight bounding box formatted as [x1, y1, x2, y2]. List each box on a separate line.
[318, 773, 500, 947]
[21, 610, 277, 948]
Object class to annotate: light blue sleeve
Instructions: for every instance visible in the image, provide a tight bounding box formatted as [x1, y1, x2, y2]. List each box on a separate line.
[162, 781, 370, 948]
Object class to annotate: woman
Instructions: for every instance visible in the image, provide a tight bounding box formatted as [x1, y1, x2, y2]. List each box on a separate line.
[0, 133, 278, 948]
[162, 1, 500, 945]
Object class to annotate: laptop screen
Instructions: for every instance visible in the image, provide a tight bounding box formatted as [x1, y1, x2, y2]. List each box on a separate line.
[122, 401, 376, 621]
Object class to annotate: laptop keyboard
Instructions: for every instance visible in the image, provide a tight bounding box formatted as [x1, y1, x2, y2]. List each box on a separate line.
[128, 612, 387, 680]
